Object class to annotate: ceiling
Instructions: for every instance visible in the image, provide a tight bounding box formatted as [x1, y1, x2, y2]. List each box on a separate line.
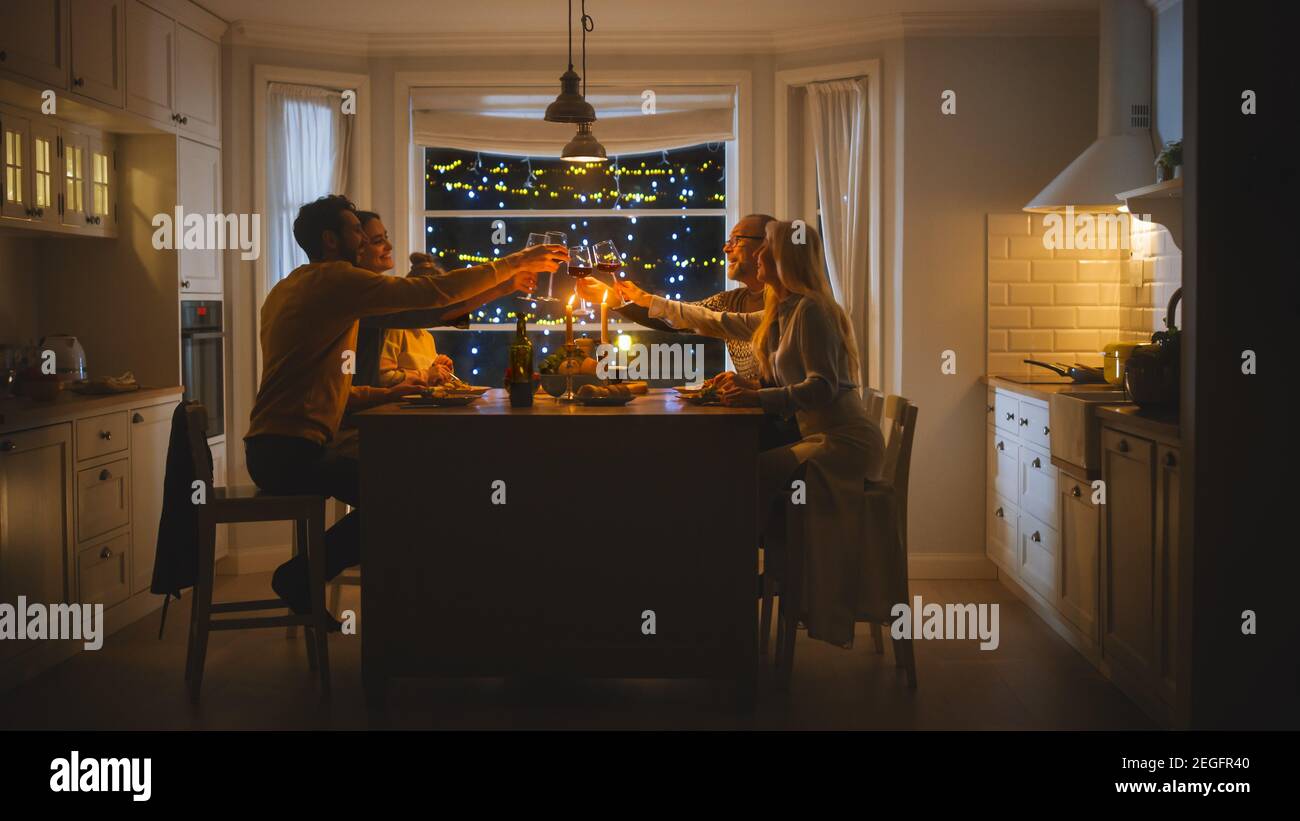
[196, 0, 1095, 36]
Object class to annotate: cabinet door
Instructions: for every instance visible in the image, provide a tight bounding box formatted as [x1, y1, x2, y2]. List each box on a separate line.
[1100, 427, 1157, 681]
[0, 0, 71, 88]
[989, 428, 1018, 503]
[986, 490, 1018, 578]
[177, 137, 222, 294]
[76, 457, 130, 542]
[1018, 443, 1057, 526]
[124, 0, 174, 127]
[129, 401, 175, 594]
[1155, 444, 1180, 702]
[29, 120, 61, 227]
[87, 133, 114, 233]
[59, 128, 89, 227]
[1019, 398, 1051, 453]
[1058, 469, 1099, 640]
[0, 425, 74, 665]
[69, 0, 125, 107]
[77, 531, 129, 608]
[2, 112, 32, 220]
[173, 24, 219, 144]
[1018, 510, 1058, 602]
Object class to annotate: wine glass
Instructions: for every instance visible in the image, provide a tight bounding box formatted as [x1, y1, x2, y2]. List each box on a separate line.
[545, 231, 568, 285]
[592, 239, 628, 306]
[518, 233, 550, 305]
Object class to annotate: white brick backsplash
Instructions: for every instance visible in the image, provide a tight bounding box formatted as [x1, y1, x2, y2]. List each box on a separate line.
[1153, 254, 1180, 285]
[1010, 235, 1054, 260]
[1055, 283, 1101, 305]
[988, 330, 1008, 352]
[1078, 260, 1121, 282]
[988, 282, 1008, 305]
[1032, 306, 1076, 328]
[1010, 329, 1053, 350]
[1055, 329, 1101, 352]
[1009, 283, 1055, 305]
[1142, 258, 1156, 283]
[1099, 283, 1120, 304]
[1071, 351, 1105, 368]
[989, 214, 1031, 235]
[989, 259, 1031, 282]
[1077, 306, 1121, 328]
[1029, 215, 1054, 236]
[1124, 259, 1144, 286]
[989, 306, 1031, 328]
[1032, 260, 1078, 282]
[988, 353, 1032, 376]
[988, 236, 1009, 259]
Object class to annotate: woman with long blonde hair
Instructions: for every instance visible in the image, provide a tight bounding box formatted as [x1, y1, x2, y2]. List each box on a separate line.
[619, 219, 886, 648]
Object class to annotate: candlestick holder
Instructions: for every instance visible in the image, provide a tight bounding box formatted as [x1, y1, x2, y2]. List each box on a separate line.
[558, 342, 581, 403]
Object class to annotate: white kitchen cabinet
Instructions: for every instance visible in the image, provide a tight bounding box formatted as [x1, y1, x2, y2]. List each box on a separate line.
[69, 0, 126, 107]
[77, 529, 130, 608]
[1018, 443, 1057, 525]
[129, 401, 176, 594]
[59, 126, 89, 227]
[173, 23, 220, 143]
[76, 457, 131, 542]
[986, 491, 1018, 578]
[124, 0, 174, 126]
[1100, 427, 1157, 683]
[87, 133, 115, 232]
[0, 424, 74, 665]
[989, 428, 1018, 503]
[1018, 399, 1051, 452]
[1017, 510, 1058, 603]
[28, 120, 62, 228]
[1057, 468, 1099, 640]
[0, 0, 71, 89]
[994, 391, 1018, 434]
[177, 136, 222, 294]
[1, 111, 32, 220]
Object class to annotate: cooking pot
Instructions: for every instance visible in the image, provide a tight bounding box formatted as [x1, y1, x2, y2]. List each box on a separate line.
[1101, 342, 1140, 385]
[1124, 289, 1181, 408]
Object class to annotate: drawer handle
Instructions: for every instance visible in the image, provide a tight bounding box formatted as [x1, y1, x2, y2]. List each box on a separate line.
[987, 404, 994, 413]
[132, 412, 144, 423]
[995, 507, 1004, 518]
[0, 440, 16, 452]
[181, 279, 191, 289]
[99, 469, 111, 481]
[1019, 418, 1029, 426]
[1032, 457, 1041, 469]
[996, 441, 1005, 451]
[1165, 452, 1176, 467]
[99, 430, 112, 440]
[1043, 425, 1050, 436]
[1005, 412, 1015, 421]
[180, 115, 189, 125]
[1071, 485, 1081, 498]
[100, 546, 113, 559]
[1031, 531, 1041, 542]
[1117, 439, 1129, 453]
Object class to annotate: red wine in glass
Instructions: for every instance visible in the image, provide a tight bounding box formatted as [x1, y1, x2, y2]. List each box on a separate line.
[568, 265, 594, 278]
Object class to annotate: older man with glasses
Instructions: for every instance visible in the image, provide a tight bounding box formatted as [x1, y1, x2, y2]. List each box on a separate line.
[578, 213, 774, 381]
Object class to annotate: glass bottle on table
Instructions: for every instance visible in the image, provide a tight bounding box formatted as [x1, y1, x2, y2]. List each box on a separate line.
[508, 315, 534, 407]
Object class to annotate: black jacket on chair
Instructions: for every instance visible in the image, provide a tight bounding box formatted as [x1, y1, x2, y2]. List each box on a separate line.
[151, 401, 211, 598]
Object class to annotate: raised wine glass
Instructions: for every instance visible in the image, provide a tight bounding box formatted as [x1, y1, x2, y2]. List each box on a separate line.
[592, 239, 628, 305]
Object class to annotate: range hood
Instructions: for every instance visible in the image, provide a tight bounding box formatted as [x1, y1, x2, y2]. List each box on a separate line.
[1025, 0, 1154, 213]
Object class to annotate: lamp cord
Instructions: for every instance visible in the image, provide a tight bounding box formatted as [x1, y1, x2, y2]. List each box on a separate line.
[580, 0, 593, 97]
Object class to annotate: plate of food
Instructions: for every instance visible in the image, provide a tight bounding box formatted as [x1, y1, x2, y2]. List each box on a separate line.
[576, 383, 635, 406]
[403, 385, 483, 407]
[677, 383, 721, 405]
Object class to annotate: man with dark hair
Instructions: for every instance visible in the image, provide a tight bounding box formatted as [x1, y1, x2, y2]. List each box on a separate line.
[245, 195, 566, 619]
[577, 213, 775, 380]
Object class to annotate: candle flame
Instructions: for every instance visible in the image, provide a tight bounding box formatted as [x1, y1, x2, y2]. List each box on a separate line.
[566, 293, 576, 308]
[602, 289, 609, 305]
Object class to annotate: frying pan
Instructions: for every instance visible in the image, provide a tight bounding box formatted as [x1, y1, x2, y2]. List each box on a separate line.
[1023, 359, 1107, 383]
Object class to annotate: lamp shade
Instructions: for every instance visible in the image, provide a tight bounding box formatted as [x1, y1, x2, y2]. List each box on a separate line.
[561, 122, 608, 163]
[544, 69, 597, 124]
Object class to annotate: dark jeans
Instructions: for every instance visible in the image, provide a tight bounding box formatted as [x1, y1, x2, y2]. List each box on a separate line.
[245, 434, 360, 611]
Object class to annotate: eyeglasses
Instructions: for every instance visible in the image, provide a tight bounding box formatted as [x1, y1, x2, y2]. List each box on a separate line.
[723, 234, 765, 248]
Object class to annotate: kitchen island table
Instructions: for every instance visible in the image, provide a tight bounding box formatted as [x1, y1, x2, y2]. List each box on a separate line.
[354, 389, 763, 711]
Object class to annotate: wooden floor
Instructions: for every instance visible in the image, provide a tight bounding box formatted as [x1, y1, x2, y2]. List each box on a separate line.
[0, 575, 1153, 730]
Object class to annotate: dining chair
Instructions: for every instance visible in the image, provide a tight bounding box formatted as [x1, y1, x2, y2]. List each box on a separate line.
[180, 403, 334, 702]
[764, 394, 919, 690]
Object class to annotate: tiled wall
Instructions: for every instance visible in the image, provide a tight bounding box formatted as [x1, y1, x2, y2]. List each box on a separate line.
[987, 213, 1184, 375]
[986, 213, 1124, 377]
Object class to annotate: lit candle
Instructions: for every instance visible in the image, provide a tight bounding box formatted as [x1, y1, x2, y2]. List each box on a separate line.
[600, 289, 610, 344]
[565, 293, 575, 345]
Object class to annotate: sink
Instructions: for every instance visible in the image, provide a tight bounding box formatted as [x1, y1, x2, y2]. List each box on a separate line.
[1050, 390, 1133, 473]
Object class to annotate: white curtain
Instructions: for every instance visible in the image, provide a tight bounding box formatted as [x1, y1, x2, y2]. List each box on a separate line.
[266, 83, 353, 284]
[412, 84, 735, 157]
[805, 78, 869, 384]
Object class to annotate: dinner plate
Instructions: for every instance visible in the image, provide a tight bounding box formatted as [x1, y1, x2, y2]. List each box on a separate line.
[577, 395, 635, 406]
[402, 394, 478, 407]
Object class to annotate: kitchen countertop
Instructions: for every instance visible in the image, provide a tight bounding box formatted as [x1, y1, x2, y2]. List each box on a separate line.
[1094, 403, 1181, 444]
[0, 386, 184, 434]
[983, 374, 1117, 402]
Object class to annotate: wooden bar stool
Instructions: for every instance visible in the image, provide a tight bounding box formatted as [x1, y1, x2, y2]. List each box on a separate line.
[180, 404, 333, 702]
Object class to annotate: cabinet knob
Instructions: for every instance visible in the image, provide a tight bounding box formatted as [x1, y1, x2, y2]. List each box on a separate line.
[132, 412, 144, 423]
[99, 430, 112, 440]
[996, 441, 1005, 451]
[1032, 457, 1041, 468]
[99, 469, 111, 481]
[1043, 425, 1050, 436]
[181, 280, 191, 289]
[1165, 452, 1177, 467]
[180, 115, 189, 125]
[1005, 412, 1015, 421]
[100, 546, 113, 559]
[995, 507, 1004, 518]
[1031, 531, 1041, 542]
[986, 404, 994, 413]
[73, 77, 84, 87]
[1071, 485, 1081, 498]
[1019, 418, 1029, 426]
[0, 441, 15, 452]
[1117, 439, 1129, 453]
[86, 215, 93, 224]
[34, 207, 43, 217]
[171, 113, 179, 122]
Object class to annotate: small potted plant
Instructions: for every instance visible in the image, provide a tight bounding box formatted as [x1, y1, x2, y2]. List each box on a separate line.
[1156, 139, 1182, 182]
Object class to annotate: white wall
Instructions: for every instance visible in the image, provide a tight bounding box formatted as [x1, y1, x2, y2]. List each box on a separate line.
[0, 238, 40, 344]
[1153, 0, 1183, 150]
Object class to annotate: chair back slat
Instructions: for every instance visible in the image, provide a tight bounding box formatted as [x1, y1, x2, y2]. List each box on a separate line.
[878, 395, 918, 546]
[862, 387, 886, 425]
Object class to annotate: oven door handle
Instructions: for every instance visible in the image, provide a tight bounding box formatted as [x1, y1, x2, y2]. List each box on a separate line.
[182, 331, 226, 340]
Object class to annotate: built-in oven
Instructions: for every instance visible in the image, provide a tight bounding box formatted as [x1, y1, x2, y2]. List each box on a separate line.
[181, 300, 224, 438]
